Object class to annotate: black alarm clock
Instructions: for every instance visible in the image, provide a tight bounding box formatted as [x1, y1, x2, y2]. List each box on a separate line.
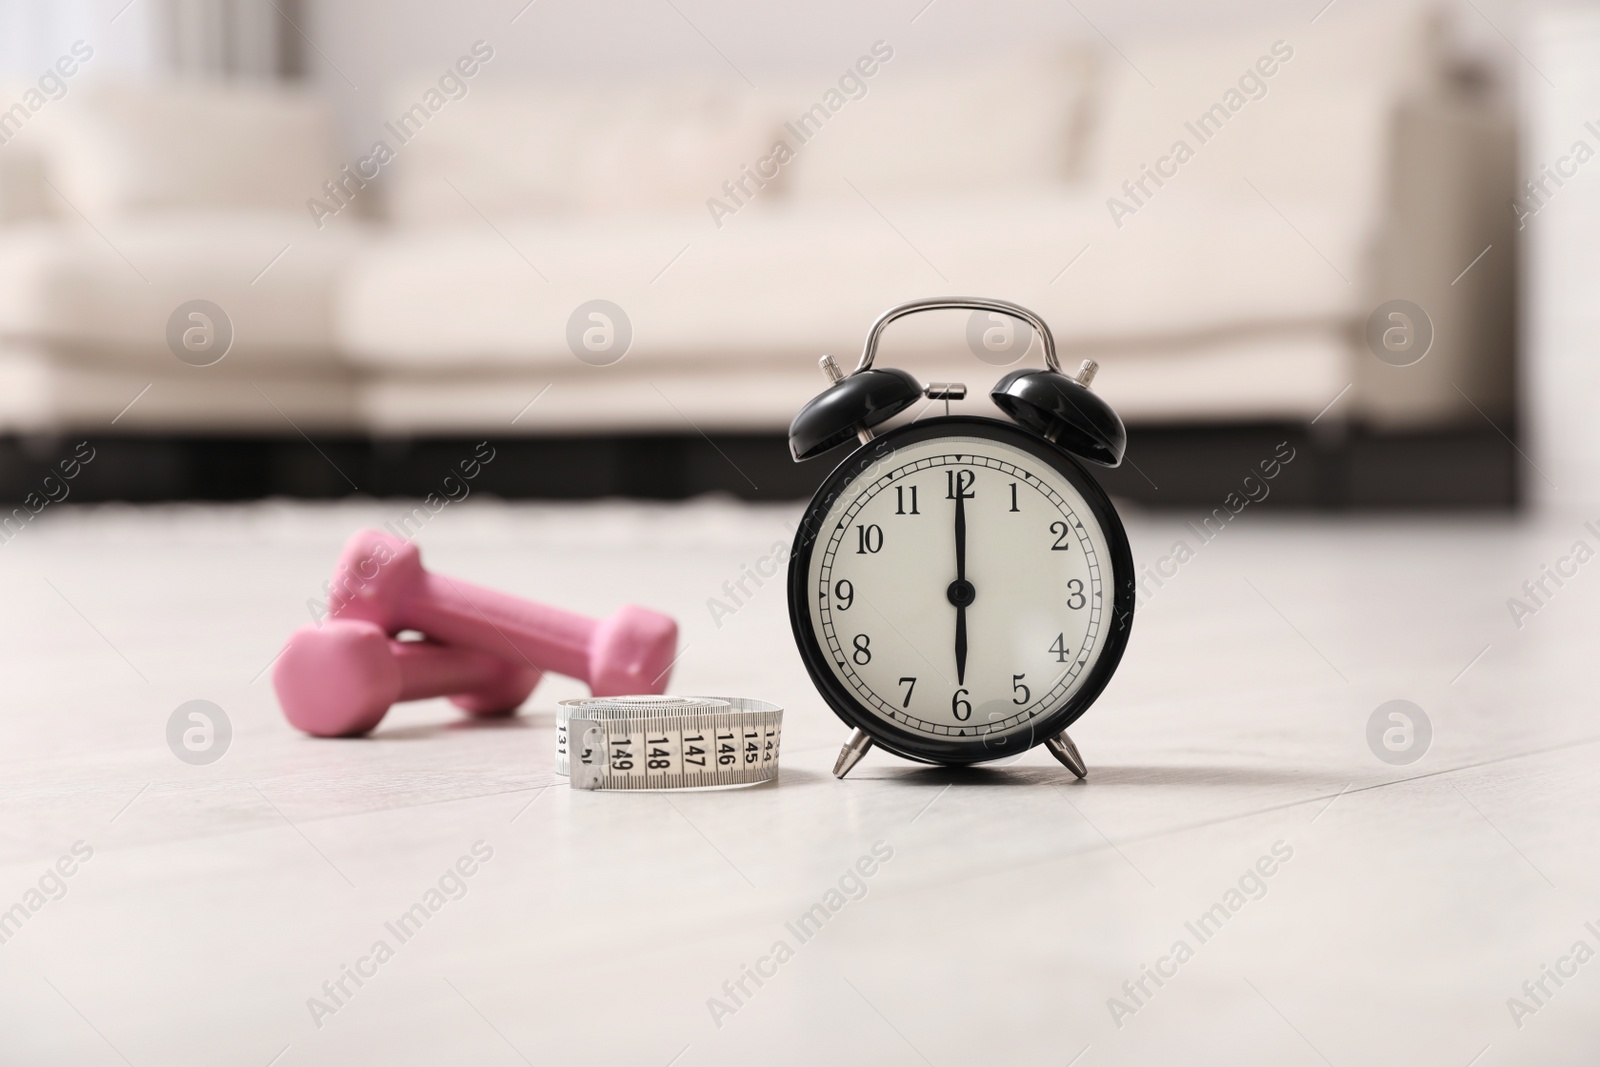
[786, 297, 1135, 779]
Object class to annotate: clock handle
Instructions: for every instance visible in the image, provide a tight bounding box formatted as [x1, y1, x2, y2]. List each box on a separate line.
[850, 297, 1061, 375]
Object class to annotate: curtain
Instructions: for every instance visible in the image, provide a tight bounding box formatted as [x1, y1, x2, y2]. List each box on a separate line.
[163, 0, 301, 80]
[0, 0, 300, 81]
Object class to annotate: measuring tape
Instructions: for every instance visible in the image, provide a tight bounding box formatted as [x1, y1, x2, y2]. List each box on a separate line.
[556, 696, 784, 791]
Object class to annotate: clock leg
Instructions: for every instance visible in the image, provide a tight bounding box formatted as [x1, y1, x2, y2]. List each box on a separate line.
[1046, 731, 1088, 779]
[833, 729, 875, 779]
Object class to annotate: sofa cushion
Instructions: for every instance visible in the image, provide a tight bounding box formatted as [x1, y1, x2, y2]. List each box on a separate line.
[40, 81, 340, 217]
[0, 81, 52, 224]
[384, 81, 784, 223]
[782, 47, 1098, 202]
[0, 138, 49, 224]
[0, 212, 360, 366]
[1085, 2, 1447, 232]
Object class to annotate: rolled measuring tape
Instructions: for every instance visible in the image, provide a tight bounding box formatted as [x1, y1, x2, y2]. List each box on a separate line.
[556, 695, 783, 791]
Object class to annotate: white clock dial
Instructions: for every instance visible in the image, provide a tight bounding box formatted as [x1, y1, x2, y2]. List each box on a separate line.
[806, 434, 1113, 747]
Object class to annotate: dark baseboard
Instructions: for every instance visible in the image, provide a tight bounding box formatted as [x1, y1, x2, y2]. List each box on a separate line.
[0, 423, 1518, 509]
[1093, 423, 1520, 509]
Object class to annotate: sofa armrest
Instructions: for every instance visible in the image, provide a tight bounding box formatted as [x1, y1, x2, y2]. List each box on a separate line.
[1355, 89, 1517, 429]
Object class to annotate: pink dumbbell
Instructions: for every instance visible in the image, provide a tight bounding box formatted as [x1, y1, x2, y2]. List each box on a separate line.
[324, 529, 679, 697]
[274, 619, 542, 737]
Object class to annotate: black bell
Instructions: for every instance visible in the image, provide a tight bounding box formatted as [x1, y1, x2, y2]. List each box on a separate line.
[991, 361, 1125, 467]
[789, 363, 923, 461]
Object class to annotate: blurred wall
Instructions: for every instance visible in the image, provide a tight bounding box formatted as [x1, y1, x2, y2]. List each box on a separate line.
[0, 0, 1535, 150]
[0, 0, 159, 76]
[301, 0, 1529, 152]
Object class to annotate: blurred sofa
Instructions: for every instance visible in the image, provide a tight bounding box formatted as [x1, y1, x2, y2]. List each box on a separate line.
[0, 2, 1516, 500]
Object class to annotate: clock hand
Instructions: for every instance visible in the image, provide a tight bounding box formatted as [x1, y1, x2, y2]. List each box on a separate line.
[955, 603, 967, 686]
[954, 485, 967, 685]
[954, 486, 966, 583]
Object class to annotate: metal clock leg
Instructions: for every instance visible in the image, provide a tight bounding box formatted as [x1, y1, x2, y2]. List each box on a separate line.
[833, 729, 875, 779]
[1046, 730, 1088, 779]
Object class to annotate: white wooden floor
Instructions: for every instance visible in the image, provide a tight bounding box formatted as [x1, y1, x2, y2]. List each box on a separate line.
[0, 498, 1596, 1066]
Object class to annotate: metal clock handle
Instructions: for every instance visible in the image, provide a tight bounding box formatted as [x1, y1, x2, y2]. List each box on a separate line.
[850, 296, 1062, 375]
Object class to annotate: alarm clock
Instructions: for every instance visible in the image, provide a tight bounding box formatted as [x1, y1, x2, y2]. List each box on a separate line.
[786, 297, 1135, 779]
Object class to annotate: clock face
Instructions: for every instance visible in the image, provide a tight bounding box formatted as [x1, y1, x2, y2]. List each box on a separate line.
[789, 417, 1134, 765]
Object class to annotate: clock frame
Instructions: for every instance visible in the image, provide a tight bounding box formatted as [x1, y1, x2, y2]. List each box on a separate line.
[788, 415, 1135, 769]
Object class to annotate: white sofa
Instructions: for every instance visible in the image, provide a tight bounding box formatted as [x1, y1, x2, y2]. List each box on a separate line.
[0, 3, 1514, 449]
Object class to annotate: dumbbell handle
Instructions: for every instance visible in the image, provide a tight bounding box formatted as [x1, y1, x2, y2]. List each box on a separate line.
[390, 571, 597, 681]
[391, 637, 525, 700]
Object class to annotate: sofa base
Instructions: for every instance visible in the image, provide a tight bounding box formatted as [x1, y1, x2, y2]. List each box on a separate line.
[0, 424, 1518, 509]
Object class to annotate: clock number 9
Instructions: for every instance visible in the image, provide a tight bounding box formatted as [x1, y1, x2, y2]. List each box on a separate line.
[833, 579, 854, 610]
[952, 688, 971, 720]
[852, 634, 872, 665]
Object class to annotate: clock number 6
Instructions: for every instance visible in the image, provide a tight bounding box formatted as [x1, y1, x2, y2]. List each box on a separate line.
[952, 688, 971, 721]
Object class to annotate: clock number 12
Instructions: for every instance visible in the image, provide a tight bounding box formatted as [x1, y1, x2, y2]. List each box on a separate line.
[946, 470, 975, 499]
